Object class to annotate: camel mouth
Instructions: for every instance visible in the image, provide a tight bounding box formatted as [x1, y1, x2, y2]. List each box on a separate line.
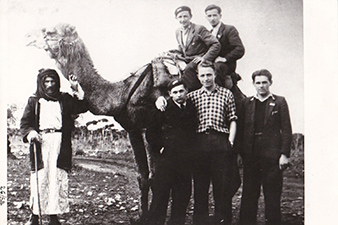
[25, 32, 51, 54]
[26, 40, 36, 47]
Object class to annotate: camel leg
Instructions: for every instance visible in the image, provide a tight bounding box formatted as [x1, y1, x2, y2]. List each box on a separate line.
[128, 129, 150, 219]
[141, 129, 159, 181]
[224, 75, 234, 90]
[231, 83, 246, 106]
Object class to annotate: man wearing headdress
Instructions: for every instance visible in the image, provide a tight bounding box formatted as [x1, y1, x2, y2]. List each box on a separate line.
[21, 69, 88, 225]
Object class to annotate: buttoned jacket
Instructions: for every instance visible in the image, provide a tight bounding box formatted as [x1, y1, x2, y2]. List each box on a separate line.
[147, 98, 197, 155]
[216, 23, 245, 68]
[237, 94, 292, 159]
[175, 23, 220, 63]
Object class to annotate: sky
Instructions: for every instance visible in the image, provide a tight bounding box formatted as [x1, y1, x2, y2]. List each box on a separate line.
[1, 0, 304, 132]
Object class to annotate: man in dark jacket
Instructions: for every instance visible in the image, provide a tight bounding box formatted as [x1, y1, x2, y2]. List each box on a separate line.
[170, 6, 221, 91]
[21, 69, 88, 225]
[155, 6, 221, 111]
[204, 4, 245, 89]
[146, 79, 197, 225]
[237, 69, 292, 225]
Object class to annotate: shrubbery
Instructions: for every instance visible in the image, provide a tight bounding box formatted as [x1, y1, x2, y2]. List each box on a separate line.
[71, 126, 132, 157]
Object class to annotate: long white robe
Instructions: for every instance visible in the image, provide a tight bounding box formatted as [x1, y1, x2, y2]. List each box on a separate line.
[30, 98, 69, 215]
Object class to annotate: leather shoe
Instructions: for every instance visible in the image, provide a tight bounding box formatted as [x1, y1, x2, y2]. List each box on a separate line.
[49, 215, 61, 225]
[25, 214, 39, 225]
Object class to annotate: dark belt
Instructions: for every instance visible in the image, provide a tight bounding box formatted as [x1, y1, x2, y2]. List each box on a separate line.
[201, 129, 228, 136]
[40, 128, 62, 134]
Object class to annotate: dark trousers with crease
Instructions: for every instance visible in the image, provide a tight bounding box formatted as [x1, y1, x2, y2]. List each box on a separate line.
[214, 62, 236, 88]
[239, 154, 283, 225]
[182, 61, 201, 92]
[147, 151, 192, 225]
[193, 131, 234, 225]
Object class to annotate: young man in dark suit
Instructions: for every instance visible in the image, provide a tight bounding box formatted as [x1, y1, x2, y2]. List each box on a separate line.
[237, 69, 292, 225]
[204, 4, 245, 89]
[155, 6, 221, 111]
[146, 79, 197, 225]
[170, 6, 221, 91]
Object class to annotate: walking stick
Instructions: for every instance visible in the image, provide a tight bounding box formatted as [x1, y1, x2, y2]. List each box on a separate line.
[32, 141, 43, 225]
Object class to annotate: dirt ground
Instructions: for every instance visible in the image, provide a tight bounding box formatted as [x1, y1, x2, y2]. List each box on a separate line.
[7, 135, 304, 225]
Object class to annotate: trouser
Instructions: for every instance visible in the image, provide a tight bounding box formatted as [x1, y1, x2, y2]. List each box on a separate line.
[182, 61, 201, 92]
[147, 152, 192, 225]
[239, 154, 283, 225]
[226, 153, 241, 200]
[193, 131, 234, 225]
[214, 62, 236, 89]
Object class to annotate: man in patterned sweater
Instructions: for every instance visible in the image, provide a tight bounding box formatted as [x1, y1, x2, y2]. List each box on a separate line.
[188, 62, 237, 225]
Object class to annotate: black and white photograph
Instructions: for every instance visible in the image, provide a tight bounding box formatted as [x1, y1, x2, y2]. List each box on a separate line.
[1, 0, 337, 224]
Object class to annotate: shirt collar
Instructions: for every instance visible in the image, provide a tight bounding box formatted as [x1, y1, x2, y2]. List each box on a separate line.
[199, 84, 220, 94]
[173, 99, 186, 108]
[211, 22, 221, 36]
[180, 23, 192, 32]
[251, 93, 275, 102]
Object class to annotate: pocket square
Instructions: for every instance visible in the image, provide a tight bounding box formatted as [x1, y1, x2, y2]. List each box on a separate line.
[271, 111, 278, 115]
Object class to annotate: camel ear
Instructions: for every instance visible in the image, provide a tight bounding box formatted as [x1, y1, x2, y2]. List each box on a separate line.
[69, 25, 76, 32]
[63, 25, 78, 40]
[65, 25, 76, 35]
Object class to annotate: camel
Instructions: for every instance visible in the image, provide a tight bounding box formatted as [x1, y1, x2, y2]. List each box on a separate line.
[26, 23, 246, 220]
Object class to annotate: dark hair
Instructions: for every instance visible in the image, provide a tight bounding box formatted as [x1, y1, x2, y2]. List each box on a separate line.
[197, 61, 215, 73]
[252, 69, 273, 82]
[167, 79, 187, 91]
[205, 4, 222, 14]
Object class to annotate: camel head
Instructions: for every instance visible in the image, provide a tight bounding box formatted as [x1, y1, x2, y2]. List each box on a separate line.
[26, 23, 87, 80]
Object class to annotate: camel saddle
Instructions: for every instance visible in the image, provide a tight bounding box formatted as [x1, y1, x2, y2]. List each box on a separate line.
[151, 53, 242, 90]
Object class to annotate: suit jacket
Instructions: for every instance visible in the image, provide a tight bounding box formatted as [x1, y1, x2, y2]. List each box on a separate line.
[216, 23, 245, 68]
[147, 98, 197, 156]
[20, 93, 88, 172]
[175, 23, 220, 63]
[237, 94, 292, 160]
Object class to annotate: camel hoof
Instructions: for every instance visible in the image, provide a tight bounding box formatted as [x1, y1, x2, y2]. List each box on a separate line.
[129, 217, 144, 225]
[130, 212, 148, 225]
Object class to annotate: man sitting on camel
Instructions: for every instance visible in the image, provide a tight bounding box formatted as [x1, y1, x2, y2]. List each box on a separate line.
[167, 6, 221, 91]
